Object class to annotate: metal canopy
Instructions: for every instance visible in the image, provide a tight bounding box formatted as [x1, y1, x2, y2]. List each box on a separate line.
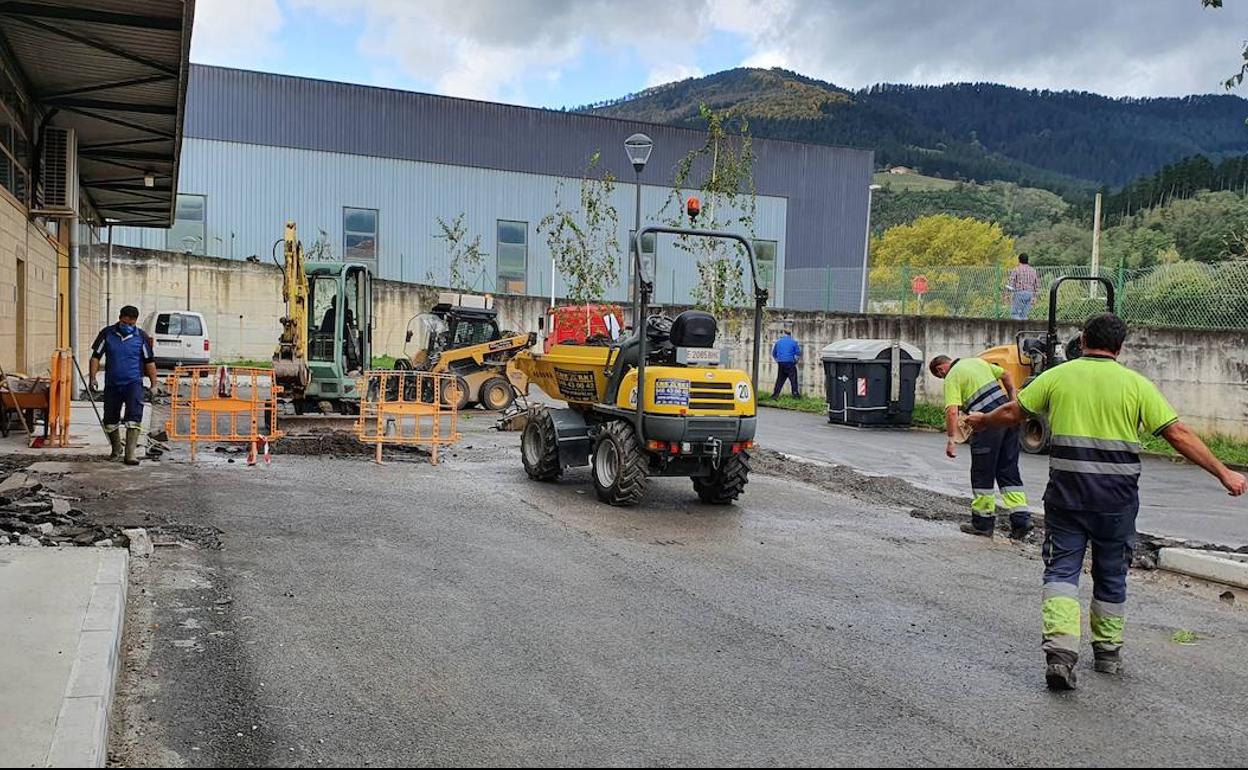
[0, 0, 194, 226]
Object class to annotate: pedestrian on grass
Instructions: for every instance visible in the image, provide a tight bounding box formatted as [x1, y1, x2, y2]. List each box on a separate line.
[88, 305, 156, 466]
[1006, 253, 1040, 320]
[771, 329, 802, 399]
[968, 313, 1245, 691]
[929, 354, 1031, 540]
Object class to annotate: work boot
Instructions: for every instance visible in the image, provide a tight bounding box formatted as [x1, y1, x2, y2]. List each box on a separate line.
[1045, 651, 1078, 691]
[1009, 513, 1034, 541]
[124, 426, 141, 466]
[1093, 649, 1123, 675]
[960, 514, 995, 538]
[106, 428, 124, 462]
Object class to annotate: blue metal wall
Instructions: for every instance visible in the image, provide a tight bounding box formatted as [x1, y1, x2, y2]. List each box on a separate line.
[116, 65, 873, 309]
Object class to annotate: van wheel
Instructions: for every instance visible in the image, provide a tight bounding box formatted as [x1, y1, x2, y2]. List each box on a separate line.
[480, 377, 514, 411]
[693, 452, 751, 504]
[591, 420, 648, 506]
[521, 410, 561, 481]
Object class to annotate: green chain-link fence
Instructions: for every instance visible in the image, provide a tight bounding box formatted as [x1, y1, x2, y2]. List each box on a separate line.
[793, 262, 1248, 330]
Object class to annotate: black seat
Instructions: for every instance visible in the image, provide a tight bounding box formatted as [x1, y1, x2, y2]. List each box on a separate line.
[671, 310, 716, 348]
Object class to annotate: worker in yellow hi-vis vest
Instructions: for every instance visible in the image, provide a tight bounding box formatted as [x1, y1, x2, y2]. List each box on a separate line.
[969, 313, 1245, 691]
[929, 354, 1031, 540]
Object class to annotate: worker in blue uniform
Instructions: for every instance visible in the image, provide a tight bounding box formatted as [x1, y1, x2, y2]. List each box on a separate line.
[88, 305, 157, 465]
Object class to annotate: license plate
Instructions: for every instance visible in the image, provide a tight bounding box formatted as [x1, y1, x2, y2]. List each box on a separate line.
[679, 347, 720, 365]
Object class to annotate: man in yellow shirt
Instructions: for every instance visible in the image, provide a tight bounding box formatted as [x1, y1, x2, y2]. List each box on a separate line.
[929, 354, 1029, 539]
[969, 313, 1245, 690]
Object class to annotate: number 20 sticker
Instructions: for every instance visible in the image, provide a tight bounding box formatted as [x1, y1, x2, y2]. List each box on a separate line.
[736, 382, 752, 402]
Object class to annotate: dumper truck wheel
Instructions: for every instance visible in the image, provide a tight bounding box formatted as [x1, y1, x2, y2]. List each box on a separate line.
[522, 410, 562, 481]
[1021, 414, 1051, 455]
[480, 376, 514, 411]
[693, 452, 751, 505]
[592, 420, 648, 506]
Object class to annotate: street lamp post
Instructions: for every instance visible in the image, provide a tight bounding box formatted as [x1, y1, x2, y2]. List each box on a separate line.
[858, 183, 882, 313]
[624, 133, 653, 306]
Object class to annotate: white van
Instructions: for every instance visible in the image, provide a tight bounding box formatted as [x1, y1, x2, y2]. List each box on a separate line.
[146, 310, 211, 369]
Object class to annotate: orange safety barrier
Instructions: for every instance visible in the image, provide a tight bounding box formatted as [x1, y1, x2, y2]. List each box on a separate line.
[165, 366, 283, 461]
[46, 350, 73, 448]
[356, 369, 461, 464]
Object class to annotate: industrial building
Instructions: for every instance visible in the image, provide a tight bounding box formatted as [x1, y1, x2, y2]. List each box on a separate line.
[114, 65, 875, 311]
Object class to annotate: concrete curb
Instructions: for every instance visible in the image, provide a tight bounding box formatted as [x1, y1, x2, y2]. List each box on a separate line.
[44, 550, 128, 769]
[1158, 548, 1248, 590]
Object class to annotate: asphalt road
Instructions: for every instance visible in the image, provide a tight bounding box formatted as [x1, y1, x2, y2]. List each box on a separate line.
[756, 406, 1248, 549]
[55, 421, 1248, 767]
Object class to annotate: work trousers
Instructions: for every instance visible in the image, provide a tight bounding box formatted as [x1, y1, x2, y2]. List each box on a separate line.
[772, 362, 799, 398]
[102, 382, 145, 431]
[1041, 503, 1136, 663]
[968, 425, 1029, 531]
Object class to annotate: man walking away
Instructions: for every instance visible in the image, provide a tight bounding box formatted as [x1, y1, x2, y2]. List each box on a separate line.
[968, 313, 1245, 691]
[1006, 253, 1040, 320]
[771, 329, 802, 399]
[89, 305, 157, 465]
[929, 354, 1030, 539]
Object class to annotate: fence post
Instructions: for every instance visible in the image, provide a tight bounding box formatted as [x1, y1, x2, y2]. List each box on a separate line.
[901, 265, 910, 315]
[1115, 263, 1126, 316]
[994, 264, 1003, 319]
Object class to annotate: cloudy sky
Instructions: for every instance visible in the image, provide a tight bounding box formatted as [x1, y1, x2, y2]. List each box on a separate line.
[191, 0, 1248, 106]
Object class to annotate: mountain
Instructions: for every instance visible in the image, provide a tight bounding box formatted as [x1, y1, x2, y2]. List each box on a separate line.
[581, 68, 1248, 198]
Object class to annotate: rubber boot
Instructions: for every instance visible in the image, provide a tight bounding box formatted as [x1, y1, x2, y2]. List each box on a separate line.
[124, 426, 141, 466]
[960, 514, 995, 538]
[106, 427, 124, 462]
[1045, 651, 1078, 691]
[1009, 511, 1034, 541]
[1093, 648, 1123, 675]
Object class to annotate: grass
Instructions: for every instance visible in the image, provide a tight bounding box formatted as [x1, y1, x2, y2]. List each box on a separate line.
[757, 393, 826, 414]
[1170, 629, 1200, 645]
[872, 171, 961, 192]
[1141, 431, 1248, 468]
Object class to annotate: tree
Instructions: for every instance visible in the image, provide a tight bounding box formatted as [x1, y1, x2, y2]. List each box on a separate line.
[870, 214, 1016, 267]
[435, 213, 487, 291]
[1204, 0, 1248, 90]
[538, 152, 621, 303]
[663, 104, 759, 316]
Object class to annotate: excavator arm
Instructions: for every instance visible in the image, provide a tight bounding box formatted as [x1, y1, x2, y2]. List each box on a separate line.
[273, 221, 311, 393]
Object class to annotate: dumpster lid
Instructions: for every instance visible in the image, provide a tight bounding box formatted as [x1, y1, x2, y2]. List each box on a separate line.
[820, 339, 923, 361]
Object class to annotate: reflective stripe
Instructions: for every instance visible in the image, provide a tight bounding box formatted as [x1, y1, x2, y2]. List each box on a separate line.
[1043, 633, 1080, 653]
[972, 488, 996, 497]
[967, 386, 1007, 413]
[1090, 598, 1125, 618]
[103, 424, 119, 433]
[1051, 435, 1142, 453]
[1000, 486, 1026, 494]
[1050, 458, 1142, 475]
[967, 381, 999, 404]
[1042, 581, 1079, 601]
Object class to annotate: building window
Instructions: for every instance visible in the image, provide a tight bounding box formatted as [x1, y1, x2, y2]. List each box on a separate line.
[497, 220, 527, 293]
[344, 207, 378, 264]
[627, 230, 657, 297]
[753, 240, 778, 301]
[0, 116, 30, 204]
[169, 194, 206, 255]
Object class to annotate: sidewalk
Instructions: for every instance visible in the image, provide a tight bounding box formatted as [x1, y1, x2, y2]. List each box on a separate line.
[756, 406, 1248, 548]
[1, 402, 151, 456]
[0, 547, 128, 768]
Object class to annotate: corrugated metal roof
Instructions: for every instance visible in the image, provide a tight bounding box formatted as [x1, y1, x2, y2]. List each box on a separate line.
[0, 0, 195, 226]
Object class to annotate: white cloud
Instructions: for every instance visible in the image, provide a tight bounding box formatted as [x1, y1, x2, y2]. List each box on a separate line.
[646, 64, 705, 89]
[190, 0, 285, 69]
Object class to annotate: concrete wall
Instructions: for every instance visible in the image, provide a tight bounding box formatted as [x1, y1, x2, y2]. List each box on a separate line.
[109, 247, 1248, 440]
[0, 189, 61, 376]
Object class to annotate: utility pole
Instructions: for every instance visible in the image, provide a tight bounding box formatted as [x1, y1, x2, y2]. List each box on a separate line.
[1090, 191, 1102, 298]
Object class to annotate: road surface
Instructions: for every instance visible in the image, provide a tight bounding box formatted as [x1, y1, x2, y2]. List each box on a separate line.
[756, 406, 1248, 548]
[36, 420, 1248, 766]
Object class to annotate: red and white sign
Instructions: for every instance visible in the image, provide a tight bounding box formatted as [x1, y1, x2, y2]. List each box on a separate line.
[856, 377, 868, 397]
[911, 274, 929, 296]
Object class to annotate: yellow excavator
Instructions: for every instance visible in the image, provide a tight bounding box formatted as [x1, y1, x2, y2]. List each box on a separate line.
[398, 293, 534, 411]
[512, 203, 766, 507]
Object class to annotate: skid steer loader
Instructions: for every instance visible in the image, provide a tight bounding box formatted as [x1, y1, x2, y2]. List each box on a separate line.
[512, 202, 767, 506]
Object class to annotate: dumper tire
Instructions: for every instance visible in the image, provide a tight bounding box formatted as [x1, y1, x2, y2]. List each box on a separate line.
[1021, 413, 1051, 455]
[592, 419, 648, 506]
[693, 451, 751, 505]
[441, 376, 471, 412]
[480, 376, 515, 411]
[522, 410, 562, 482]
